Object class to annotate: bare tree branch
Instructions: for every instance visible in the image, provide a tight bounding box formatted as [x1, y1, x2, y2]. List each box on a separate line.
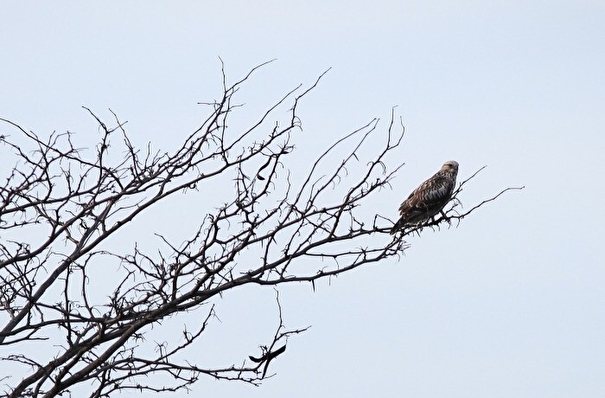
[0, 62, 517, 397]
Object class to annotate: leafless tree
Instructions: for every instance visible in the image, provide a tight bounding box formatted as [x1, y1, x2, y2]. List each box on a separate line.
[0, 62, 520, 397]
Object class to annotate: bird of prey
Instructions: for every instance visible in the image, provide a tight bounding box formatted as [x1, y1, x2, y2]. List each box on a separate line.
[390, 160, 459, 233]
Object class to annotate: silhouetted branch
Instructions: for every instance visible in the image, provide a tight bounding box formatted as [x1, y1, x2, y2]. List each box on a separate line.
[0, 62, 513, 398]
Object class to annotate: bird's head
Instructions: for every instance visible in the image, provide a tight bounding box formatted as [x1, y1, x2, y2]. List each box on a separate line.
[442, 160, 459, 173]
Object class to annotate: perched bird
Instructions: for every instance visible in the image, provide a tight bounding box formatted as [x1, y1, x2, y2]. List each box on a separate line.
[391, 161, 459, 233]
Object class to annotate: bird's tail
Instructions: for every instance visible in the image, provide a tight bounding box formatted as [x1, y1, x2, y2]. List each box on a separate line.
[390, 218, 405, 234]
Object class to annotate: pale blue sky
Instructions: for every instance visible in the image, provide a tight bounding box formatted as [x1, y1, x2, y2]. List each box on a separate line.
[1, 1, 604, 397]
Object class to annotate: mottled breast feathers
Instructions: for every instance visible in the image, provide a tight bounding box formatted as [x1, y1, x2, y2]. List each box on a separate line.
[391, 161, 459, 233]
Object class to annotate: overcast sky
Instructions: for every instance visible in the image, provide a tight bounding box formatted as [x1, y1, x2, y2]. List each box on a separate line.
[1, 1, 604, 397]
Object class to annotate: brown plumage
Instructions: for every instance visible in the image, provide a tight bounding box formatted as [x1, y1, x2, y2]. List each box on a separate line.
[390, 161, 459, 233]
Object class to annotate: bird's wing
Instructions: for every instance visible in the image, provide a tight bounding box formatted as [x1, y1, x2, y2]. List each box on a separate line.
[399, 174, 453, 215]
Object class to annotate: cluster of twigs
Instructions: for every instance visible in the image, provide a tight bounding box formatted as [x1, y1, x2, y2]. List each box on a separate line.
[0, 63, 517, 397]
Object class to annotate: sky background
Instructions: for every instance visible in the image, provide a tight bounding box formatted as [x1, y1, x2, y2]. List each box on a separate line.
[1, 1, 604, 397]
